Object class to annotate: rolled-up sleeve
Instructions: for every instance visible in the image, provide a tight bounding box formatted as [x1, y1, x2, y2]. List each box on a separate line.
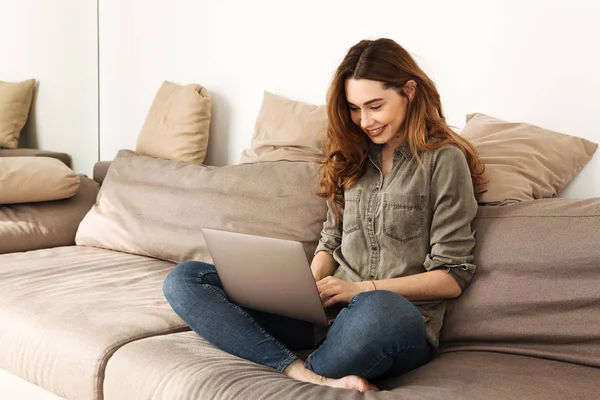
[423, 146, 478, 291]
[314, 201, 343, 255]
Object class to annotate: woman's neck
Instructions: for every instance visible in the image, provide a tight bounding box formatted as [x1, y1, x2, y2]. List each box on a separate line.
[383, 131, 407, 153]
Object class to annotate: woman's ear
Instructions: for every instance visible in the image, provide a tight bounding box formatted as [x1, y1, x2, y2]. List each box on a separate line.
[404, 80, 417, 101]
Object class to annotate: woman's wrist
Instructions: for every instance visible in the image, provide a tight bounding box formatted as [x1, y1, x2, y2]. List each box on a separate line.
[357, 280, 377, 292]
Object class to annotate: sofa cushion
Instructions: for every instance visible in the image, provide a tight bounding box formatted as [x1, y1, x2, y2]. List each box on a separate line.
[440, 198, 600, 368]
[0, 246, 185, 400]
[384, 351, 600, 400]
[0, 79, 35, 149]
[76, 150, 327, 264]
[136, 80, 211, 164]
[0, 368, 67, 400]
[460, 113, 598, 205]
[0, 157, 80, 204]
[239, 91, 328, 164]
[0, 175, 99, 254]
[103, 332, 600, 400]
[0, 148, 71, 167]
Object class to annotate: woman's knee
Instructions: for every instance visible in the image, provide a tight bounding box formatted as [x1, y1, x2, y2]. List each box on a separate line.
[308, 291, 428, 377]
[348, 290, 426, 345]
[163, 261, 215, 301]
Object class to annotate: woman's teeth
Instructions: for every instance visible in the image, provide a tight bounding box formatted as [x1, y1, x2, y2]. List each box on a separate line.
[368, 126, 386, 135]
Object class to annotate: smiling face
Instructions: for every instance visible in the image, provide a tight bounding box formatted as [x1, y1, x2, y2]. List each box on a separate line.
[345, 78, 414, 149]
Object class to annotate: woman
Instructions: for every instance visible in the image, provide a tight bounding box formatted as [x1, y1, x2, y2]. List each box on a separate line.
[164, 38, 485, 393]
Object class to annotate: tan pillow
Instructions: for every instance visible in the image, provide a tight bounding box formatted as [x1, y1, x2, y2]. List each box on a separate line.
[136, 80, 211, 164]
[0, 157, 80, 204]
[461, 113, 598, 205]
[0, 176, 99, 254]
[0, 79, 36, 149]
[239, 91, 328, 164]
[76, 150, 327, 264]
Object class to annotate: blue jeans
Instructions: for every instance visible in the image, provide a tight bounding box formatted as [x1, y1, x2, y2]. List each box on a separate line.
[163, 261, 434, 379]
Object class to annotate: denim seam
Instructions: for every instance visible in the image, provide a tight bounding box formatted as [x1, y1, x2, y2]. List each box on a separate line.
[361, 344, 426, 377]
[196, 269, 217, 281]
[277, 353, 300, 373]
[202, 284, 298, 371]
[304, 353, 312, 370]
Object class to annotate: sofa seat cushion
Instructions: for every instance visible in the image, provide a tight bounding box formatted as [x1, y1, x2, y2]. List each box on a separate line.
[384, 351, 600, 400]
[104, 331, 365, 400]
[0, 175, 99, 254]
[103, 331, 600, 400]
[0, 246, 185, 400]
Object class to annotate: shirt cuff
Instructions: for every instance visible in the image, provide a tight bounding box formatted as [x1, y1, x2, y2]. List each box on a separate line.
[424, 258, 476, 292]
[314, 239, 335, 256]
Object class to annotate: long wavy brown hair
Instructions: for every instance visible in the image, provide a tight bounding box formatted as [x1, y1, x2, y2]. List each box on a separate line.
[318, 38, 486, 221]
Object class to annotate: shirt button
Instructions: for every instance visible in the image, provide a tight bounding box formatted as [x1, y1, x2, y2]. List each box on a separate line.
[367, 217, 372, 222]
[374, 187, 379, 191]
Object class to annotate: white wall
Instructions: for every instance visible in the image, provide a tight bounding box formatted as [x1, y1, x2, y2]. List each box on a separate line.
[99, 0, 600, 197]
[0, 0, 98, 175]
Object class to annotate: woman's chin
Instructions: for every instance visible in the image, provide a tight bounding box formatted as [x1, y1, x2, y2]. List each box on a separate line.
[368, 135, 389, 145]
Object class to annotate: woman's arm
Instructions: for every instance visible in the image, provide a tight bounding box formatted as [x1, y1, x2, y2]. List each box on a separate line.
[318, 270, 460, 308]
[311, 196, 343, 281]
[356, 269, 462, 300]
[311, 250, 337, 281]
[423, 145, 479, 292]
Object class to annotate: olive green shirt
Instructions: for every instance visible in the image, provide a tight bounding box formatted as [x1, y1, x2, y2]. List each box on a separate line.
[315, 141, 478, 348]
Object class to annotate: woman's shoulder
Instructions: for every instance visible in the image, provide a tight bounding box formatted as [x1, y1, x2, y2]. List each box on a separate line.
[430, 143, 468, 166]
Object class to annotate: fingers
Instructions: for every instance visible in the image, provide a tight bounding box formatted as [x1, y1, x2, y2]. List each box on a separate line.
[319, 287, 337, 300]
[322, 295, 340, 308]
[316, 276, 334, 288]
[317, 277, 348, 307]
[318, 279, 342, 301]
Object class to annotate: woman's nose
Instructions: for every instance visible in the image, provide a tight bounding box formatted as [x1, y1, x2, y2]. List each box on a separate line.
[360, 111, 373, 128]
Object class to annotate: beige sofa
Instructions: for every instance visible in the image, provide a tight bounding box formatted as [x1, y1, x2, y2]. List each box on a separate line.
[1, 149, 599, 400]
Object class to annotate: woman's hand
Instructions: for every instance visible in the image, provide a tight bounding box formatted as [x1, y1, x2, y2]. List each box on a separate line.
[317, 276, 370, 308]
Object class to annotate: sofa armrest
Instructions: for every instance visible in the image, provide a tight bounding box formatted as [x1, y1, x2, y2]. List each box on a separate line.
[93, 161, 112, 185]
[0, 175, 99, 254]
[0, 148, 71, 167]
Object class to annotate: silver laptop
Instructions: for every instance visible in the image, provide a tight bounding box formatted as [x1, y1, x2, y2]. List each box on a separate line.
[201, 228, 329, 325]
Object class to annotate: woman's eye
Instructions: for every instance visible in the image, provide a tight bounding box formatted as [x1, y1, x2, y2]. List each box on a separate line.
[349, 107, 359, 112]
[371, 105, 382, 111]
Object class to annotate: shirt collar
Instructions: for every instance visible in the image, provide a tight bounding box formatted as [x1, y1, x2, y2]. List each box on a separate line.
[368, 141, 413, 166]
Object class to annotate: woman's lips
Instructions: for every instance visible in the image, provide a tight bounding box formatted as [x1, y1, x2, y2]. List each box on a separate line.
[366, 125, 387, 137]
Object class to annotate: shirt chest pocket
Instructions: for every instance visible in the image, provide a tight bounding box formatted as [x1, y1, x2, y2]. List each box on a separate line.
[383, 194, 425, 242]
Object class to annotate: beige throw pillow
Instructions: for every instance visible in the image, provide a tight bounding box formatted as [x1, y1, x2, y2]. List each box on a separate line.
[239, 91, 328, 164]
[136, 80, 211, 164]
[0, 176, 99, 254]
[76, 150, 327, 264]
[461, 113, 598, 205]
[0, 157, 80, 204]
[0, 79, 36, 149]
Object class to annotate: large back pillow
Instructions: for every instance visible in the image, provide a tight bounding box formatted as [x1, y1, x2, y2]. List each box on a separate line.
[76, 150, 327, 263]
[440, 198, 600, 368]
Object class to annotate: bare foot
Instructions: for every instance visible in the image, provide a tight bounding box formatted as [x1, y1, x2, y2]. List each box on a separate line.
[321, 375, 379, 392]
[283, 360, 379, 393]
